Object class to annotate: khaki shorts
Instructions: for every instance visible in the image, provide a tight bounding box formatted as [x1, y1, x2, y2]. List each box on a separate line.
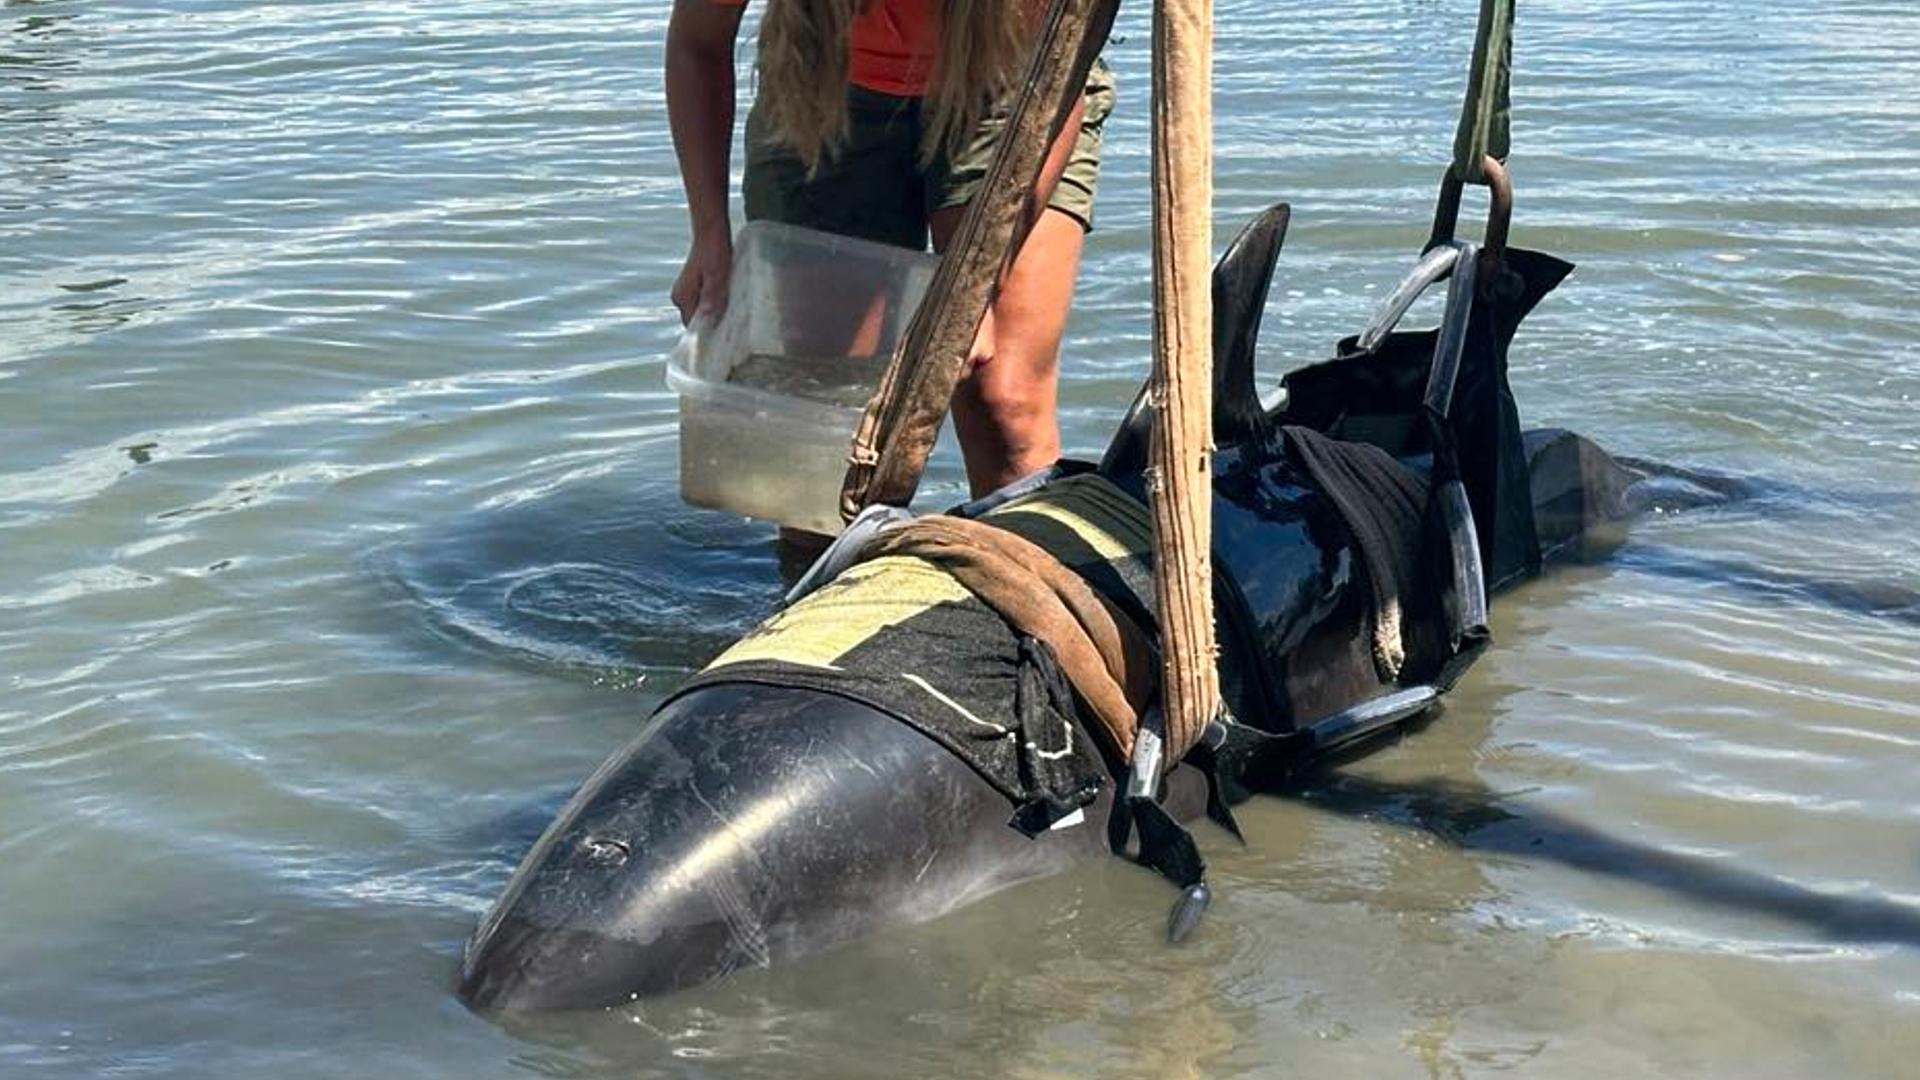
[744, 58, 1115, 252]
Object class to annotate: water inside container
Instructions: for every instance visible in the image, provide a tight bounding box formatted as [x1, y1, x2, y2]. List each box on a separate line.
[727, 354, 891, 410]
[667, 221, 939, 533]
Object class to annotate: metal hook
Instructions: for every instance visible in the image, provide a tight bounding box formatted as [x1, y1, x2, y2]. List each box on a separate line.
[1425, 154, 1512, 265]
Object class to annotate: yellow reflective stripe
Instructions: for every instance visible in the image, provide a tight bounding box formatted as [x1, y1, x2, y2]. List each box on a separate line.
[987, 473, 1152, 567]
[702, 555, 971, 672]
[705, 474, 1151, 676]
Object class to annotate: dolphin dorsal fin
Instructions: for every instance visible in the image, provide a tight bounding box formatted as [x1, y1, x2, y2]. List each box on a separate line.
[1212, 203, 1290, 446]
[1101, 203, 1292, 477]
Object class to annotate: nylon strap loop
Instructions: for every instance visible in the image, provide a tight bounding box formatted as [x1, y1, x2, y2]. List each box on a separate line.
[1450, 0, 1513, 184]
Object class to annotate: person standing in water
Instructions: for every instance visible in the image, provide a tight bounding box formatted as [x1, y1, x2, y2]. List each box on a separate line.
[664, 0, 1113, 500]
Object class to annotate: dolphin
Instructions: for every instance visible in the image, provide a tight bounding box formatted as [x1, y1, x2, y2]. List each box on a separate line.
[456, 204, 1734, 1010]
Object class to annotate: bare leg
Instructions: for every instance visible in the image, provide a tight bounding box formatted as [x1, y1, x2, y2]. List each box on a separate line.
[925, 87, 1089, 498]
[930, 207, 1084, 495]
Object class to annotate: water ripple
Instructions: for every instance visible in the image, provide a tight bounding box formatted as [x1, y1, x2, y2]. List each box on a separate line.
[3, 0, 1919, 1075]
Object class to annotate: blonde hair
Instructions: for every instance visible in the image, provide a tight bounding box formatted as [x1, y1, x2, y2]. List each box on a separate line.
[755, 0, 1032, 171]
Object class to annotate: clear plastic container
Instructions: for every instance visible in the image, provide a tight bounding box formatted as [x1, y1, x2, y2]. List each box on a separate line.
[667, 221, 939, 535]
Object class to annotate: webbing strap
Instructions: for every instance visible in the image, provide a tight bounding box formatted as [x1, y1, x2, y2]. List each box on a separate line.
[854, 514, 1157, 763]
[1449, 0, 1513, 184]
[1281, 426, 1429, 681]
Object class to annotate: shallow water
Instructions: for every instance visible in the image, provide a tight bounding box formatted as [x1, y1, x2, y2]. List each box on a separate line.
[4, 0, 1918, 1075]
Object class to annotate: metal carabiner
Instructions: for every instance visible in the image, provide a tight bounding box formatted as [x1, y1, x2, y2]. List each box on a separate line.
[1425, 154, 1512, 265]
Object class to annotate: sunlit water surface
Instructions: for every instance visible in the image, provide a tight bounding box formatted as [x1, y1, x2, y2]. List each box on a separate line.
[4, 0, 1918, 1075]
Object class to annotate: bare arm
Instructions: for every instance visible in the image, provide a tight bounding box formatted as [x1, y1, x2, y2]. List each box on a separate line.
[666, 0, 746, 324]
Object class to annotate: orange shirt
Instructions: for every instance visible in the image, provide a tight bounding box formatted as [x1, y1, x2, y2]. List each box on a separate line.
[713, 0, 939, 98]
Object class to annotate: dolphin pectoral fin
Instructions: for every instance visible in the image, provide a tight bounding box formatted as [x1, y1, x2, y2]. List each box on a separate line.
[1101, 203, 1293, 476]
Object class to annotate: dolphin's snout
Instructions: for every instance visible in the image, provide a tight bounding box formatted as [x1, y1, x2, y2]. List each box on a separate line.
[458, 683, 1106, 1011]
[458, 734, 781, 1009]
[459, 914, 661, 1011]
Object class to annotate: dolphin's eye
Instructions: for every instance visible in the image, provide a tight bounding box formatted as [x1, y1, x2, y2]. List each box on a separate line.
[581, 836, 631, 867]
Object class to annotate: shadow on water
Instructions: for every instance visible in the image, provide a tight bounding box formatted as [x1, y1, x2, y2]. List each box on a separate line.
[1285, 764, 1920, 949]
[1618, 455, 1916, 522]
[378, 478, 785, 684]
[1614, 542, 1920, 628]
[1569, 456, 1920, 627]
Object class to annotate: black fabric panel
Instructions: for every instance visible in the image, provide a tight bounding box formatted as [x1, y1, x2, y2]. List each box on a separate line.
[1281, 425, 1431, 681]
[670, 595, 1109, 821]
[1275, 248, 1572, 591]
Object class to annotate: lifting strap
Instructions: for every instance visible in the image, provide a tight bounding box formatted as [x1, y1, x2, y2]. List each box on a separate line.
[838, 0, 1120, 524]
[850, 514, 1157, 763]
[1429, 0, 1516, 257]
[1450, 0, 1513, 185]
[1280, 425, 1429, 681]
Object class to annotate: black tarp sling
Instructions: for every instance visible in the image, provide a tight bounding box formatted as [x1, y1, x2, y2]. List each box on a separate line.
[1276, 247, 1573, 595]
